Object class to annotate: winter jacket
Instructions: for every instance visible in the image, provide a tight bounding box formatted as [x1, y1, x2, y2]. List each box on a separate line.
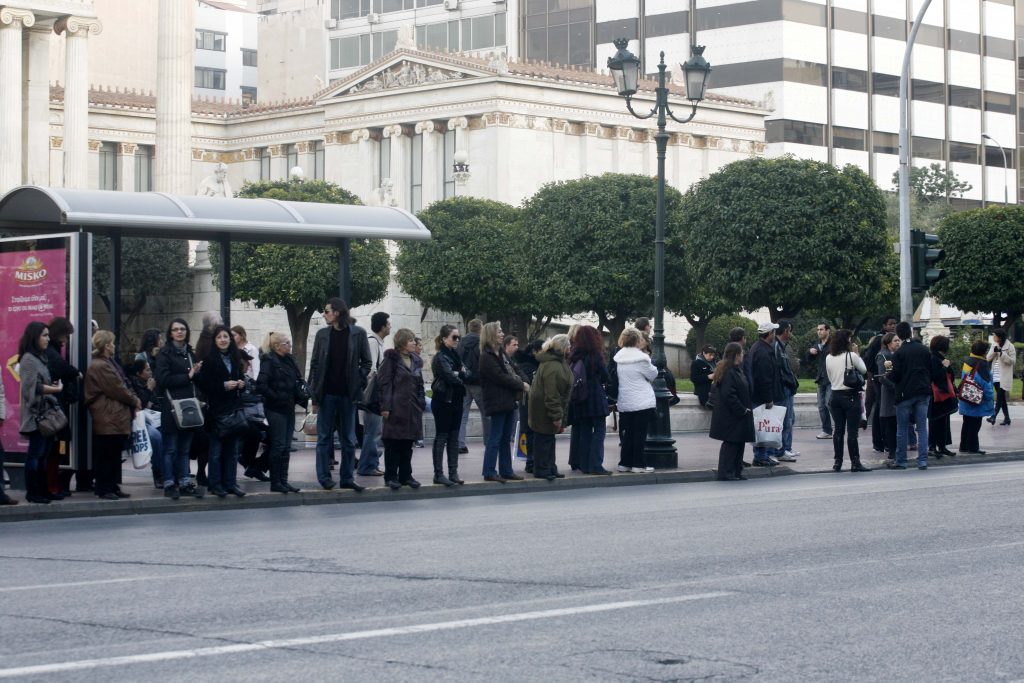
[709, 367, 755, 443]
[18, 351, 50, 435]
[891, 338, 932, 402]
[528, 349, 572, 435]
[986, 340, 1016, 385]
[875, 349, 897, 418]
[514, 350, 540, 383]
[308, 322, 372, 403]
[154, 342, 199, 426]
[929, 351, 957, 419]
[46, 342, 80, 407]
[748, 338, 784, 406]
[257, 351, 304, 415]
[775, 339, 799, 394]
[457, 332, 482, 385]
[430, 346, 465, 405]
[196, 349, 246, 418]
[378, 349, 425, 441]
[567, 353, 611, 422]
[690, 356, 715, 406]
[802, 339, 831, 385]
[958, 355, 994, 418]
[480, 348, 525, 416]
[612, 347, 657, 413]
[84, 357, 138, 436]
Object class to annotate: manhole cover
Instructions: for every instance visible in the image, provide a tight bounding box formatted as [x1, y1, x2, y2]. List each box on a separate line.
[568, 649, 758, 682]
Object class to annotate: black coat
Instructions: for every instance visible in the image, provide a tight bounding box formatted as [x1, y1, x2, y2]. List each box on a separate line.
[257, 352, 304, 415]
[690, 356, 715, 406]
[748, 338, 784, 405]
[567, 353, 611, 422]
[709, 367, 755, 443]
[891, 338, 932, 402]
[195, 350, 245, 418]
[480, 349, 524, 416]
[430, 346, 465, 404]
[154, 342, 199, 425]
[378, 349, 425, 441]
[457, 332, 482, 385]
[308, 322, 372, 403]
[929, 351, 957, 419]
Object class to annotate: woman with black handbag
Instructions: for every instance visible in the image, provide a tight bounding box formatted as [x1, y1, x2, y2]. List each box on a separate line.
[256, 331, 304, 494]
[823, 329, 871, 472]
[196, 325, 248, 498]
[155, 318, 204, 500]
[17, 322, 65, 504]
[928, 335, 957, 458]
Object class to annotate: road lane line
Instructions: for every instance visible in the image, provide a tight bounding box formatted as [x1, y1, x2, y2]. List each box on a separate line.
[0, 574, 194, 593]
[0, 591, 731, 678]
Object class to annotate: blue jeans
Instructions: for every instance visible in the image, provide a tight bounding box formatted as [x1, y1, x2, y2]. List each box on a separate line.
[781, 390, 795, 453]
[316, 393, 357, 485]
[817, 383, 833, 434]
[358, 410, 383, 474]
[161, 421, 194, 488]
[482, 410, 516, 478]
[25, 432, 50, 496]
[576, 416, 607, 473]
[896, 394, 930, 466]
[147, 422, 164, 482]
[207, 434, 239, 491]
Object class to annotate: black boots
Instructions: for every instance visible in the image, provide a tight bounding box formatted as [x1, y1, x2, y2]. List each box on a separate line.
[433, 434, 457, 486]
[270, 457, 299, 493]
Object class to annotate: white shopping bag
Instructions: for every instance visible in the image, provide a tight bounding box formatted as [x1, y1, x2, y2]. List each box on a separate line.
[752, 403, 787, 450]
[143, 408, 161, 429]
[123, 412, 153, 469]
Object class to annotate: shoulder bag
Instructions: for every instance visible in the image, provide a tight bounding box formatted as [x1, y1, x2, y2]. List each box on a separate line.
[166, 355, 204, 430]
[570, 359, 588, 403]
[358, 369, 382, 415]
[35, 395, 68, 438]
[843, 352, 865, 391]
[958, 366, 984, 406]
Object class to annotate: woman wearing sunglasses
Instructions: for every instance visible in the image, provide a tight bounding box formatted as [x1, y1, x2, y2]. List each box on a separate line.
[430, 325, 466, 486]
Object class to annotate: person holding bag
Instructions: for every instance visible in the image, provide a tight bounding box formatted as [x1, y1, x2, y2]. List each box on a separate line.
[823, 329, 871, 472]
[710, 342, 754, 481]
[155, 318, 204, 500]
[256, 331, 304, 494]
[928, 335, 957, 458]
[958, 340, 994, 454]
[196, 325, 248, 498]
[84, 330, 140, 500]
[378, 328, 426, 489]
[17, 322, 64, 504]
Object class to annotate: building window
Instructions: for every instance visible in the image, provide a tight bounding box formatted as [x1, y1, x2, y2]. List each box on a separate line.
[314, 140, 325, 180]
[949, 142, 979, 164]
[195, 67, 227, 90]
[984, 36, 1015, 60]
[872, 131, 899, 155]
[195, 29, 226, 52]
[832, 66, 868, 93]
[241, 48, 257, 67]
[241, 86, 257, 105]
[442, 129, 456, 199]
[259, 147, 271, 180]
[871, 15, 905, 41]
[984, 91, 1016, 115]
[331, 35, 371, 69]
[410, 133, 423, 213]
[378, 136, 391, 187]
[948, 29, 980, 55]
[134, 145, 153, 192]
[872, 72, 900, 97]
[832, 7, 866, 34]
[985, 145, 1015, 168]
[911, 79, 944, 105]
[912, 137, 944, 160]
[98, 142, 117, 190]
[643, 11, 687, 38]
[948, 85, 981, 109]
[333, 0, 371, 19]
[526, 0, 593, 68]
[372, 30, 398, 60]
[765, 119, 825, 146]
[286, 144, 298, 174]
[832, 126, 866, 151]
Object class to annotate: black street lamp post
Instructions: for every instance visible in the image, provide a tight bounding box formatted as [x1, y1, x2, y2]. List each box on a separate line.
[607, 39, 711, 467]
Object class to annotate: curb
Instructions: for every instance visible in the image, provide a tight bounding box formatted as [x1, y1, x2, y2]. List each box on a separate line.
[0, 466, 796, 523]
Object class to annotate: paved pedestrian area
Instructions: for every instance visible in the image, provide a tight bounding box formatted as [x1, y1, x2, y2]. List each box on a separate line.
[3, 407, 1022, 521]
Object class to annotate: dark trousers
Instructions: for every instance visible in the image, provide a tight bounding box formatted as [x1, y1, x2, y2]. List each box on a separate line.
[239, 431, 266, 473]
[866, 379, 884, 451]
[384, 438, 414, 483]
[432, 396, 463, 475]
[24, 433, 50, 498]
[960, 415, 982, 452]
[532, 432, 557, 477]
[92, 433, 125, 496]
[266, 410, 295, 484]
[829, 390, 862, 467]
[929, 415, 951, 450]
[993, 383, 1009, 421]
[716, 441, 745, 480]
[881, 414, 897, 456]
[619, 409, 652, 469]
[568, 424, 581, 470]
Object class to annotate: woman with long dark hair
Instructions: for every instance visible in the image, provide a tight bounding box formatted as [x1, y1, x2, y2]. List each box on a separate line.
[196, 324, 248, 498]
[135, 328, 163, 370]
[710, 342, 753, 481]
[84, 330, 140, 500]
[17, 322, 65, 504]
[875, 333, 900, 458]
[479, 321, 528, 482]
[823, 329, 871, 472]
[256, 331, 303, 493]
[567, 325, 612, 475]
[430, 324, 465, 486]
[155, 318, 204, 500]
[928, 335, 957, 458]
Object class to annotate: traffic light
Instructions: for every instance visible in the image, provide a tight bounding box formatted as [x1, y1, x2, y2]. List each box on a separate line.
[910, 229, 946, 292]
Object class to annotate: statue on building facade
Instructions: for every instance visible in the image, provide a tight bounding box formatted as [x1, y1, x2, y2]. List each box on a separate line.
[196, 162, 233, 198]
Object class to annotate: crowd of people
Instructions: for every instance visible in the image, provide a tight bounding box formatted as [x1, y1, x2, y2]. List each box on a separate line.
[0, 304, 1015, 506]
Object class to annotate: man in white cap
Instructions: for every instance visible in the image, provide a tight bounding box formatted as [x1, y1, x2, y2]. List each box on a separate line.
[748, 321, 783, 466]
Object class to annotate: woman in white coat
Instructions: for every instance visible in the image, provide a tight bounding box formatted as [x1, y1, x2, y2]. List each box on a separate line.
[613, 327, 659, 473]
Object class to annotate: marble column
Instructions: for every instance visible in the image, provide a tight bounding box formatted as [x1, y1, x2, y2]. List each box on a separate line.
[118, 143, 138, 192]
[0, 8, 34, 192]
[24, 24, 50, 186]
[382, 124, 407, 211]
[54, 15, 101, 190]
[155, 0, 193, 194]
[416, 120, 442, 207]
[269, 144, 288, 180]
[446, 116, 469, 194]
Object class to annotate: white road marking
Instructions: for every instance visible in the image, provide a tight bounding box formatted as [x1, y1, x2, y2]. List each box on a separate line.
[0, 574, 194, 593]
[0, 591, 731, 678]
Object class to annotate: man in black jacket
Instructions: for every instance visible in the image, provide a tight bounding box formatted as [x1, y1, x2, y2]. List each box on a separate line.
[889, 321, 931, 469]
[802, 322, 833, 439]
[748, 322, 784, 466]
[457, 319, 489, 453]
[309, 298, 372, 491]
[863, 315, 897, 451]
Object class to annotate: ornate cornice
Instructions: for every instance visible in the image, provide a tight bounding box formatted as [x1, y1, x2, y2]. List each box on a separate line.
[118, 142, 137, 155]
[0, 8, 35, 28]
[53, 15, 101, 37]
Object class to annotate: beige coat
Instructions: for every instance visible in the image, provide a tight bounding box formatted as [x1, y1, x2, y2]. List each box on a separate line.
[987, 341, 1016, 385]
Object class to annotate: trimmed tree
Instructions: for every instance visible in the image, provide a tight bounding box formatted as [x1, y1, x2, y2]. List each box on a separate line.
[210, 179, 389, 370]
[933, 205, 1024, 334]
[681, 157, 891, 322]
[891, 162, 972, 204]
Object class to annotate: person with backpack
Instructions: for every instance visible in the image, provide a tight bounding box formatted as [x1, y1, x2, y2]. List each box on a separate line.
[457, 318, 489, 453]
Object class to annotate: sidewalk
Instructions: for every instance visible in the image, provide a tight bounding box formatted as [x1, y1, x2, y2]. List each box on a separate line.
[3, 409, 1022, 522]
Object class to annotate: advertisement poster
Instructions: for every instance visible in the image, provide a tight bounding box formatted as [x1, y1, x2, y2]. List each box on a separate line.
[0, 247, 67, 454]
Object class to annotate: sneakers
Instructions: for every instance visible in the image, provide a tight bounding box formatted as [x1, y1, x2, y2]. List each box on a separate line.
[631, 467, 654, 473]
[816, 432, 833, 440]
[777, 452, 798, 462]
[617, 465, 631, 472]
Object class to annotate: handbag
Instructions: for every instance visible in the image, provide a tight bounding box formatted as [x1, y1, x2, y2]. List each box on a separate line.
[294, 377, 311, 406]
[213, 408, 249, 438]
[843, 352, 865, 391]
[239, 389, 266, 430]
[35, 396, 68, 438]
[166, 355, 204, 430]
[570, 359, 588, 403]
[958, 366, 984, 406]
[358, 370, 382, 415]
[932, 372, 956, 403]
[300, 411, 317, 436]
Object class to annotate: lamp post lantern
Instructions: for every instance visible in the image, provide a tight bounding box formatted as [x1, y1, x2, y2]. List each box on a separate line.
[608, 39, 711, 467]
[982, 133, 1009, 205]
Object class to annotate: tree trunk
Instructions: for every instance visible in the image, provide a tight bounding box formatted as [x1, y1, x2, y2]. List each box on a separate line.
[288, 305, 315, 375]
[686, 317, 710, 353]
[598, 312, 628, 358]
[1004, 310, 1021, 340]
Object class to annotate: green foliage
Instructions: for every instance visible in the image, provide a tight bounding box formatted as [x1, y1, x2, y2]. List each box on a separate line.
[891, 162, 972, 203]
[681, 156, 892, 322]
[395, 197, 531, 327]
[522, 173, 683, 348]
[210, 179, 390, 370]
[933, 206, 1024, 328]
[684, 314, 758, 357]
[92, 236, 190, 329]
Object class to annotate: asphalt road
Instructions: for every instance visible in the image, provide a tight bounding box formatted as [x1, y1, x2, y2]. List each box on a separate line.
[2, 462, 1024, 682]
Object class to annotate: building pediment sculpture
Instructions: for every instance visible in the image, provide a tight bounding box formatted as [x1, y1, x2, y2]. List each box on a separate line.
[196, 162, 233, 198]
[346, 61, 465, 95]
